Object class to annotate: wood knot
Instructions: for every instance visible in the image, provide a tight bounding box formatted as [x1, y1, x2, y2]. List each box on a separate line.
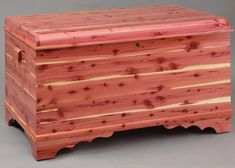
[67, 66, 74, 71]
[118, 83, 125, 87]
[156, 85, 164, 92]
[125, 67, 138, 75]
[193, 73, 200, 77]
[211, 52, 217, 56]
[112, 49, 119, 55]
[168, 63, 179, 70]
[69, 121, 75, 125]
[47, 85, 53, 91]
[155, 57, 166, 64]
[52, 129, 57, 133]
[71, 75, 85, 81]
[155, 66, 165, 72]
[102, 120, 107, 124]
[143, 99, 154, 109]
[183, 100, 190, 105]
[38, 65, 48, 71]
[149, 113, 154, 117]
[83, 87, 90, 91]
[154, 32, 162, 36]
[49, 98, 57, 104]
[57, 110, 64, 118]
[186, 41, 200, 52]
[134, 74, 139, 79]
[68, 90, 77, 94]
[37, 98, 42, 103]
[135, 42, 141, 47]
[182, 109, 188, 113]
[186, 36, 193, 39]
[121, 113, 126, 117]
[155, 96, 165, 101]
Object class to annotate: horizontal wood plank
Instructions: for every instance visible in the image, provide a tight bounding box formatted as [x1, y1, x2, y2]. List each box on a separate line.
[36, 33, 229, 84]
[37, 82, 230, 122]
[36, 66, 230, 110]
[37, 101, 231, 134]
[36, 32, 229, 63]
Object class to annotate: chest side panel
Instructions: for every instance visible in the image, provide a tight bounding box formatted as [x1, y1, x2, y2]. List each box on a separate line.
[35, 32, 231, 134]
[5, 33, 37, 130]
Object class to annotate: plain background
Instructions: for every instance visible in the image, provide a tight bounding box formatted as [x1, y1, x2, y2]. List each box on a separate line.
[0, 0, 235, 167]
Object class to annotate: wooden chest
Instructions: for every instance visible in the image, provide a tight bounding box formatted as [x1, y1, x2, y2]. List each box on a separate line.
[4, 4, 233, 160]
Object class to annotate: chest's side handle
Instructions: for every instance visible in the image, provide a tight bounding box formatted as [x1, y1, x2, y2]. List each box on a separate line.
[13, 46, 24, 63]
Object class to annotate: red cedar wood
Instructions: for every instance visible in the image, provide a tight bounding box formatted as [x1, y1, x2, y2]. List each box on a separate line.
[4, 4, 233, 160]
[4, 4, 232, 49]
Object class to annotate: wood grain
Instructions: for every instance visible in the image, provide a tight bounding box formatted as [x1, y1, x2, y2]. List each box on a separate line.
[5, 5, 232, 49]
[35, 32, 229, 83]
[4, 4, 233, 160]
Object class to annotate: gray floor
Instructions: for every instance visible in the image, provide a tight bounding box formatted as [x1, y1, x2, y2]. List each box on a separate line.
[0, 0, 235, 167]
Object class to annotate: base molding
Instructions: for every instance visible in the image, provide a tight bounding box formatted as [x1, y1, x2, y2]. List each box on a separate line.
[5, 105, 232, 161]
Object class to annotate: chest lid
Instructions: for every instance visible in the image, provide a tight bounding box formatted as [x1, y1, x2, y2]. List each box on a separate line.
[5, 4, 232, 50]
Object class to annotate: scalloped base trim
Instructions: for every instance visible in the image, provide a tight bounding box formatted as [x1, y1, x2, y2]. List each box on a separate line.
[5, 109, 232, 161]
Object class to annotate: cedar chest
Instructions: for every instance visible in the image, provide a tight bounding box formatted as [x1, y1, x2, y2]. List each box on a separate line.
[4, 4, 233, 160]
